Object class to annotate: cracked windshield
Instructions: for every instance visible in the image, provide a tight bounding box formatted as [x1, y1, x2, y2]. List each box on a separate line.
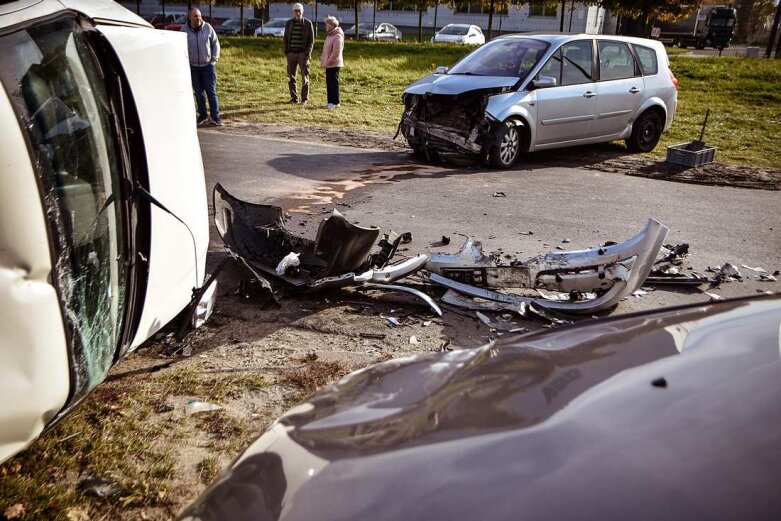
[0, 16, 126, 396]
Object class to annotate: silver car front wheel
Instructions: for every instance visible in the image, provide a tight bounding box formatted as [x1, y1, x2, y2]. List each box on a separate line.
[489, 122, 522, 169]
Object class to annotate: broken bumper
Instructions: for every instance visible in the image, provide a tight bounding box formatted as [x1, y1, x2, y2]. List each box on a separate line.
[427, 219, 669, 314]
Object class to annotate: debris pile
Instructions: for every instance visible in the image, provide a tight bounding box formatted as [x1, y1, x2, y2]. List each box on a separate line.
[211, 185, 778, 338]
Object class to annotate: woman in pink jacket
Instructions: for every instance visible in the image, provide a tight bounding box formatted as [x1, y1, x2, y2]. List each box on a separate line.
[320, 16, 344, 109]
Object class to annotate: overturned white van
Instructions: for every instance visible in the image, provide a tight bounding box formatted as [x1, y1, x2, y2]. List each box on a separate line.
[0, 0, 210, 461]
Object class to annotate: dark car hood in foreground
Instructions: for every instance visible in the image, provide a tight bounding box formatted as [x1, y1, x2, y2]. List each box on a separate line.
[404, 72, 520, 96]
[180, 296, 781, 521]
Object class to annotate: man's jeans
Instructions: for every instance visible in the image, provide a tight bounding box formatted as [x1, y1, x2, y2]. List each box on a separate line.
[190, 63, 220, 121]
[286, 51, 310, 102]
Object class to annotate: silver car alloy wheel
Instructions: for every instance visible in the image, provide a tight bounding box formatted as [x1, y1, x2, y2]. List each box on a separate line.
[499, 127, 519, 164]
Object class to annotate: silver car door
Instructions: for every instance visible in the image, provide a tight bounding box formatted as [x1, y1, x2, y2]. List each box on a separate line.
[593, 40, 645, 138]
[535, 40, 597, 146]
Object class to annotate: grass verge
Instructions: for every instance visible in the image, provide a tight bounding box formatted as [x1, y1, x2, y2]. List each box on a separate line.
[217, 37, 781, 167]
[0, 365, 271, 520]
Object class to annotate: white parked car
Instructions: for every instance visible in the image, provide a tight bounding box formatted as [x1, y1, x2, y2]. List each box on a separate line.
[255, 18, 287, 37]
[0, 0, 211, 462]
[433, 24, 485, 45]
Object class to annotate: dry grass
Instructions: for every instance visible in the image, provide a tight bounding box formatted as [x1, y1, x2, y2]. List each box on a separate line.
[281, 356, 353, 399]
[0, 364, 271, 520]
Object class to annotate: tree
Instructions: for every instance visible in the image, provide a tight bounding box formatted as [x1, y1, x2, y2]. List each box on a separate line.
[734, 0, 776, 45]
[396, 0, 439, 42]
[459, 0, 512, 39]
[326, 0, 369, 41]
[589, 0, 697, 37]
[221, 0, 267, 34]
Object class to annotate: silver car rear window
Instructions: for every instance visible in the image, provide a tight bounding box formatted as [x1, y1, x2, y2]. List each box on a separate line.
[633, 45, 659, 76]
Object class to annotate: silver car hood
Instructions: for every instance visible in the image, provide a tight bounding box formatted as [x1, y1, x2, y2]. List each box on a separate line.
[404, 73, 519, 96]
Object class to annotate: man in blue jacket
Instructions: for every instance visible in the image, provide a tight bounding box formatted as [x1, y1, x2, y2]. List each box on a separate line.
[182, 8, 223, 126]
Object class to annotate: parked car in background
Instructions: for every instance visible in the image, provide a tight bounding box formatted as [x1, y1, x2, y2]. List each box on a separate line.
[179, 294, 781, 520]
[400, 34, 678, 168]
[215, 17, 263, 36]
[344, 22, 402, 41]
[433, 23, 485, 45]
[254, 18, 287, 37]
[164, 13, 217, 31]
[148, 11, 186, 29]
[0, 0, 211, 463]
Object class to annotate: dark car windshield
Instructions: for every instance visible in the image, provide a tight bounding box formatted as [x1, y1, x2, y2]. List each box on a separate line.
[222, 18, 240, 27]
[440, 25, 469, 35]
[448, 38, 549, 78]
[709, 16, 735, 27]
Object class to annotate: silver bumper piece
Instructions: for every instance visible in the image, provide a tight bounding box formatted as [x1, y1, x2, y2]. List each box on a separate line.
[427, 219, 669, 314]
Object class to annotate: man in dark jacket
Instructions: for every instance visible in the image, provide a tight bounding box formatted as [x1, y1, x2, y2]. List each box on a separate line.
[283, 3, 314, 104]
[182, 8, 223, 126]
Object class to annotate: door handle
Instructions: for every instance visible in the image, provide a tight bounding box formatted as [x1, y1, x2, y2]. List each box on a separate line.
[629, 87, 641, 94]
[583, 91, 596, 98]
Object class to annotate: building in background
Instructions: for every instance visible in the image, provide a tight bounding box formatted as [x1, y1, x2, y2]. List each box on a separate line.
[270, 2, 614, 35]
[119, 1, 616, 36]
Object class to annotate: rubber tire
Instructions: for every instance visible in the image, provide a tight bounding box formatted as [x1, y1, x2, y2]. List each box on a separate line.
[488, 122, 522, 169]
[410, 143, 437, 163]
[625, 110, 663, 153]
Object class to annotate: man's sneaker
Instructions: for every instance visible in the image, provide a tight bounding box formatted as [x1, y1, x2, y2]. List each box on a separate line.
[213, 119, 225, 127]
[287, 99, 298, 104]
[197, 117, 209, 127]
[300, 99, 308, 106]
[327, 103, 340, 110]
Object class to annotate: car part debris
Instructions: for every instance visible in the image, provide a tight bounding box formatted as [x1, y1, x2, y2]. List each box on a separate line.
[645, 243, 705, 286]
[359, 283, 443, 317]
[276, 252, 301, 276]
[386, 317, 401, 327]
[759, 274, 777, 282]
[214, 184, 433, 310]
[441, 289, 527, 316]
[492, 191, 506, 198]
[428, 219, 668, 314]
[360, 332, 386, 340]
[475, 311, 523, 333]
[646, 271, 707, 286]
[185, 400, 222, 416]
[78, 474, 128, 499]
[703, 291, 724, 301]
[431, 274, 570, 325]
[710, 263, 743, 284]
[741, 264, 766, 273]
[410, 336, 421, 345]
[658, 243, 690, 263]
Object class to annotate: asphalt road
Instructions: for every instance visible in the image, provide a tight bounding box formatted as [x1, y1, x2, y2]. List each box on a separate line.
[199, 128, 781, 308]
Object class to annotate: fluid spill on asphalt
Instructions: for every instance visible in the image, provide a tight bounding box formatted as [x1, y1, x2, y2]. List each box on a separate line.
[287, 162, 452, 214]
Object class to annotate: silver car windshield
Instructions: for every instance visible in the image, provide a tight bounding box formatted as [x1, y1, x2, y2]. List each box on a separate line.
[448, 38, 549, 78]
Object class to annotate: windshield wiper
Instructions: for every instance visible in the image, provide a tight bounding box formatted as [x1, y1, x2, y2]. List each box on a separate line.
[449, 71, 483, 76]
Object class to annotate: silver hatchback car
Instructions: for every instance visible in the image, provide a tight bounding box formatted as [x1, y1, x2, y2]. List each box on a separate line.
[400, 34, 678, 168]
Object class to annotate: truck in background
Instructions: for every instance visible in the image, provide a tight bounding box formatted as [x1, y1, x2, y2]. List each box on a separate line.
[653, 5, 737, 50]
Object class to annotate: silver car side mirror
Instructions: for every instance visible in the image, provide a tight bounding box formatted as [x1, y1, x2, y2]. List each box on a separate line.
[435, 66, 449, 75]
[533, 75, 557, 89]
